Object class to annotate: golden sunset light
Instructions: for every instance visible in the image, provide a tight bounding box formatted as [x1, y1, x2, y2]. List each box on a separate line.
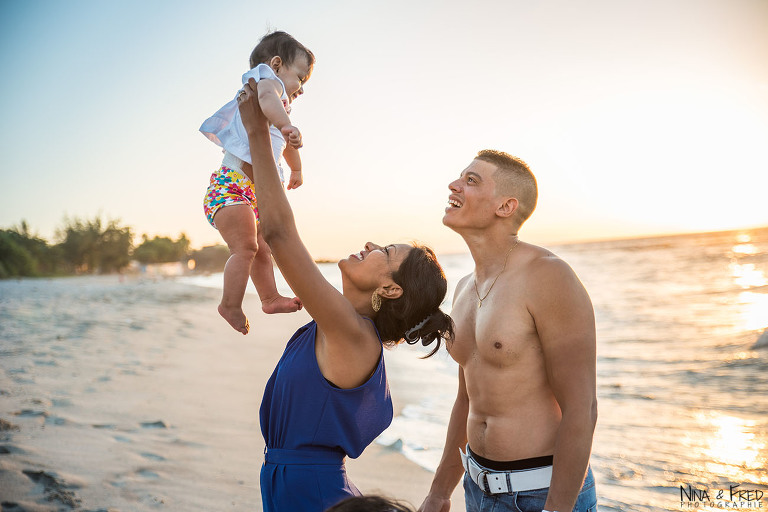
[1, 2, 767, 511]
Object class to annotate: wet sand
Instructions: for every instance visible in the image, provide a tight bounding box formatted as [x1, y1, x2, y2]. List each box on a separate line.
[0, 275, 463, 511]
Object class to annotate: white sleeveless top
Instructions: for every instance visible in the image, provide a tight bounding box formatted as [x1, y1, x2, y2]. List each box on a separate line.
[200, 64, 290, 179]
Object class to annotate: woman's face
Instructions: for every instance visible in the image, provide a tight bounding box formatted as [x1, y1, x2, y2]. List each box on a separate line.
[338, 242, 411, 292]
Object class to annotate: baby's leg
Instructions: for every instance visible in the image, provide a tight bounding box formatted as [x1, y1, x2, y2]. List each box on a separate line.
[250, 229, 303, 314]
[213, 204, 258, 334]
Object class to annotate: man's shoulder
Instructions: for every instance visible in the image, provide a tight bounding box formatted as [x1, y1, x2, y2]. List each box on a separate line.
[452, 273, 473, 301]
[516, 244, 580, 291]
[450, 273, 476, 310]
[523, 243, 571, 270]
[456, 273, 473, 289]
[519, 246, 592, 315]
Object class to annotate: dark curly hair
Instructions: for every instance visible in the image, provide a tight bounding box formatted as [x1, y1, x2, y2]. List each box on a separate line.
[374, 244, 454, 357]
[324, 495, 415, 512]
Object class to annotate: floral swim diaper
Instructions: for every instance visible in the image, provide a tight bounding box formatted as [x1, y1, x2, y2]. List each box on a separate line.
[203, 165, 259, 228]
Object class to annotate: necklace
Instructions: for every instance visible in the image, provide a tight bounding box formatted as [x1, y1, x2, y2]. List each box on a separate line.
[473, 238, 520, 309]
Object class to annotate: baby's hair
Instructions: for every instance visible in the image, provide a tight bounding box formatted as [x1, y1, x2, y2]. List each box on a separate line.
[249, 30, 315, 70]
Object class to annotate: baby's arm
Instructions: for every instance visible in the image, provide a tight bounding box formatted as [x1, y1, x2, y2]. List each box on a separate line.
[256, 80, 302, 149]
[283, 146, 303, 190]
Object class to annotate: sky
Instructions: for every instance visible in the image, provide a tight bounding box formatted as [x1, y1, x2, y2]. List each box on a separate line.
[1, 0, 767, 259]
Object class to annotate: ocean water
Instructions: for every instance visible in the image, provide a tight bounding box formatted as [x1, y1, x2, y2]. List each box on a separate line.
[182, 227, 768, 511]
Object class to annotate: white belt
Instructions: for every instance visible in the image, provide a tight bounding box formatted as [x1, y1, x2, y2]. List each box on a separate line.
[460, 448, 552, 494]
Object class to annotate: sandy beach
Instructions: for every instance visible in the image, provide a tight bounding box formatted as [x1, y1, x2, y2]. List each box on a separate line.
[0, 275, 464, 511]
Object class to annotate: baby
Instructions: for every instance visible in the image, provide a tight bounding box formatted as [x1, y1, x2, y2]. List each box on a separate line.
[200, 31, 314, 334]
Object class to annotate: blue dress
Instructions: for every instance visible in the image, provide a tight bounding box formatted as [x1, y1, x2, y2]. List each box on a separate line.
[259, 320, 393, 512]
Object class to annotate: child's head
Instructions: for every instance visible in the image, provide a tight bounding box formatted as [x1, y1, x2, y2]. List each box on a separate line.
[250, 31, 315, 102]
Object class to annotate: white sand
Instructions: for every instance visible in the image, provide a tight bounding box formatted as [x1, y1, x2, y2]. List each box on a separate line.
[0, 276, 463, 511]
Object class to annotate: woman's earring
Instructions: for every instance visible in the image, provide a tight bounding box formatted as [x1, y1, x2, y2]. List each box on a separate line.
[371, 291, 382, 312]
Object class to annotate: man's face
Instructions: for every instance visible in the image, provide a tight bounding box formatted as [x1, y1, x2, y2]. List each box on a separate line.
[443, 159, 500, 231]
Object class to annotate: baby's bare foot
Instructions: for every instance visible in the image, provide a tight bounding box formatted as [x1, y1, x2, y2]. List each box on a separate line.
[261, 295, 303, 314]
[218, 303, 249, 334]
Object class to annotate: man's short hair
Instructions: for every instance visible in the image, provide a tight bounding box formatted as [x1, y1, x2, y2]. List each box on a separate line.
[476, 149, 538, 225]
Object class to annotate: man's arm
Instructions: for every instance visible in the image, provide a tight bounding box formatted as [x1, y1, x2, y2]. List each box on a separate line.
[529, 257, 598, 511]
[418, 367, 469, 512]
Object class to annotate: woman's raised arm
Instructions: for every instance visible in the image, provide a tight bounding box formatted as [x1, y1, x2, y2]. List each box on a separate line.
[236, 79, 370, 342]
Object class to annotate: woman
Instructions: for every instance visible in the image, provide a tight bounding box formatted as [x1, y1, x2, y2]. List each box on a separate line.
[236, 79, 454, 512]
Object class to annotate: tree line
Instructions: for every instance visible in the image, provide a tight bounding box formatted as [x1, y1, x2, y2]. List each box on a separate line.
[0, 216, 229, 279]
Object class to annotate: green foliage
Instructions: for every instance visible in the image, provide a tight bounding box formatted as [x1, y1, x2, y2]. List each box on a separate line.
[55, 215, 134, 274]
[189, 244, 229, 272]
[133, 233, 190, 264]
[98, 222, 134, 273]
[0, 230, 37, 278]
[0, 222, 60, 278]
[1, 216, 201, 278]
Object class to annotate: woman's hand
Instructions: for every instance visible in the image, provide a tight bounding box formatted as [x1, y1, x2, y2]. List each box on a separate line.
[237, 78, 269, 136]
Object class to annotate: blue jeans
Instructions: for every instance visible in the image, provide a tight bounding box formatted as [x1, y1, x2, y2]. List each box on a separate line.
[463, 466, 597, 512]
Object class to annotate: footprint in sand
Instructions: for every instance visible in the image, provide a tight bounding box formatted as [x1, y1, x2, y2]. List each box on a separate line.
[45, 416, 71, 426]
[140, 420, 169, 429]
[8, 368, 34, 385]
[14, 409, 48, 418]
[140, 452, 166, 461]
[51, 397, 73, 408]
[22, 469, 82, 508]
[137, 468, 160, 479]
[0, 419, 20, 432]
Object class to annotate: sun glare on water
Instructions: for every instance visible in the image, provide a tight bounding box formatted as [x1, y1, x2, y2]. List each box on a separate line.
[691, 413, 767, 485]
[736, 291, 768, 332]
[727, 237, 768, 332]
[729, 262, 766, 289]
[732, 244, 758, 256]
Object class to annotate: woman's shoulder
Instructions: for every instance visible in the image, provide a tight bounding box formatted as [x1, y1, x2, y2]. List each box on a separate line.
[318, 314, 381, 347]
[360, 316, 383, 344]
[314, 315, 384, 390]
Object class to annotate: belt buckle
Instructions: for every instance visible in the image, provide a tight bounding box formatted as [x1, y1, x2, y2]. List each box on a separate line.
[484, 469, 512, 495]
[478, 469, 492, 493]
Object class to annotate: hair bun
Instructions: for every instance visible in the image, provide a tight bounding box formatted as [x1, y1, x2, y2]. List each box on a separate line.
[404, 314, 431, 342]
[403, 310, 455, 357]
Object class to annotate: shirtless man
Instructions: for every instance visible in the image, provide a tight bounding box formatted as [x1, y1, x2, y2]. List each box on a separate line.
[419, 150, 598, 512]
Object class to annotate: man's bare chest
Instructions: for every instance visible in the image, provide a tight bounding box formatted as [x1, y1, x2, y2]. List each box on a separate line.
[448, 294, 539, 369]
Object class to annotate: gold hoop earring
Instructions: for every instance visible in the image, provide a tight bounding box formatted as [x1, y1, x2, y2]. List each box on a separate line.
[371, 291, 382, 312]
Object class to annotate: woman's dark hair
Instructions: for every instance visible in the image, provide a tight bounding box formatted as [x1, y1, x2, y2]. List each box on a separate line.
[375, 244, 454, 357]
[249, 30, 316, 70]
[325, 495, 415, 512]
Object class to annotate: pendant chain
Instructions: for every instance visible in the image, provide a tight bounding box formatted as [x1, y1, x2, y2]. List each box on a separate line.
[473, 238, 521, 308]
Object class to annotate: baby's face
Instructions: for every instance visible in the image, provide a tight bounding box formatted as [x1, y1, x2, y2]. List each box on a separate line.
[277, 53, 312, 103]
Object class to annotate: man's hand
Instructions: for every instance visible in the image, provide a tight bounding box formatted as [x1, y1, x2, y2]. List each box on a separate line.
[418, 495, 451, 512]
[281, 125, 303, 149]
[287, 169, 303, 190]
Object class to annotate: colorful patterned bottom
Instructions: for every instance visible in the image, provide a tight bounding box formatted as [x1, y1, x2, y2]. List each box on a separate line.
[203, 165, 259, 228]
